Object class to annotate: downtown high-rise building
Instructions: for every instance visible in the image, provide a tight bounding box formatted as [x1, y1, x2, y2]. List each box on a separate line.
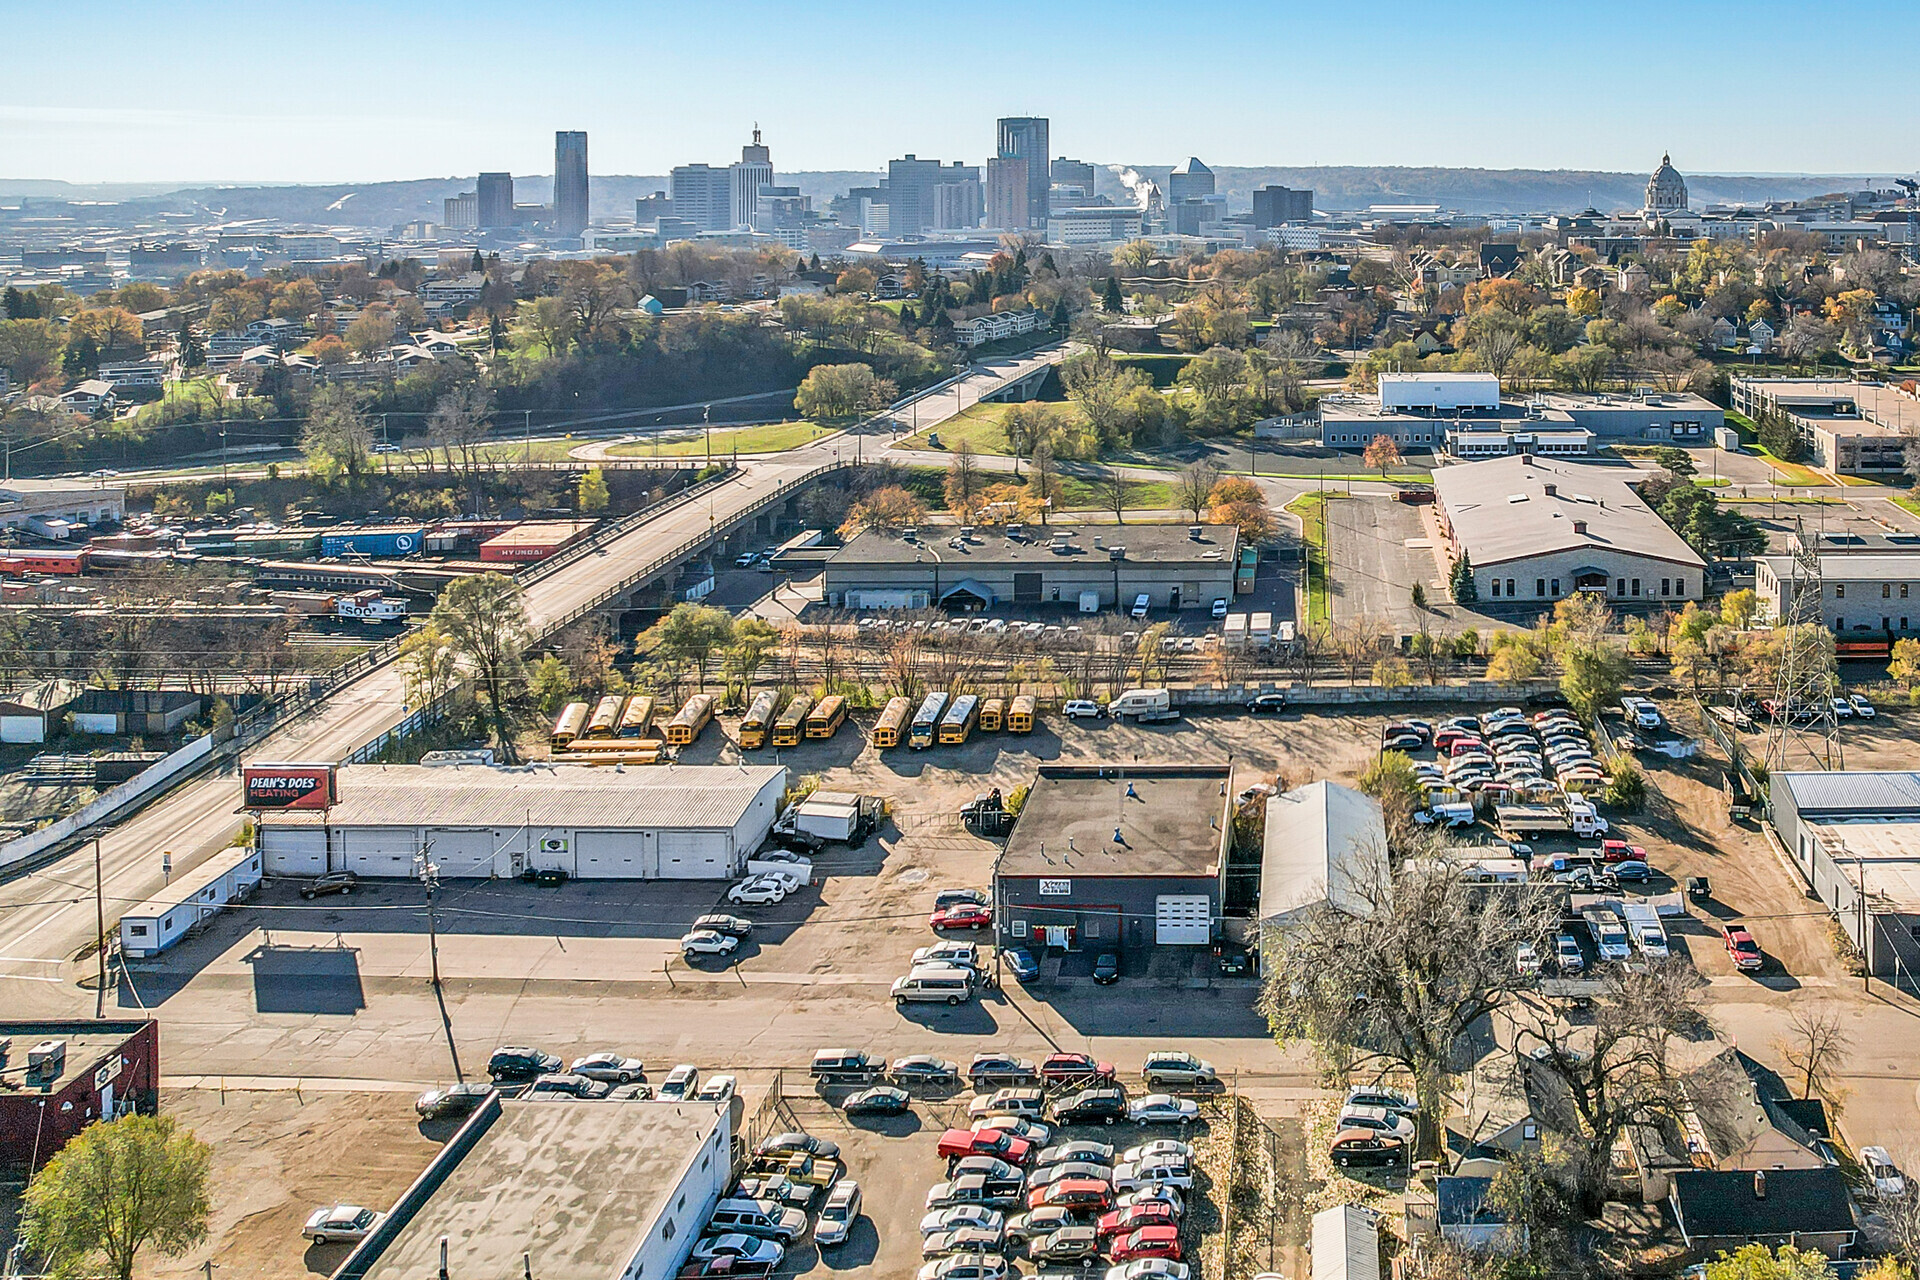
[476, 172, 515, 229]
[554, 131, 589, 236]
[1253, 185, 1314, 227]
[1051, 157, 1096, 197]
[729, 128, 775, 230]
[671, 164, 731, 232]
[992, 117, 1050, 231]
[1167, 157, 1214, 204]
[885, 156, 982, 233]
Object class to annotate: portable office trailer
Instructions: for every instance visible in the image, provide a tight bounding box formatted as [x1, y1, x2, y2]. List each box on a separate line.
[617, 695, 657, 738]
[738, 690, 780, 749]
[979, 698, 1004, 732]
[909, 692, 949, 749]
[939, 694, 981, 745]
[664, 694, 715, 745]
[1008, 695, 1035, 734]
[873, 696, 912, 748]
[118, 845, 263, 958]
[772, 695, 813, 748]
[585, 695, 625, 738]
[805, 695, 847, 739]
[549, 702, 590, 746]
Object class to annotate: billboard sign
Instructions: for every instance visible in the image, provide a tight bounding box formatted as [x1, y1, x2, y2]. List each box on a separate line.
[243, 763, 336, 810]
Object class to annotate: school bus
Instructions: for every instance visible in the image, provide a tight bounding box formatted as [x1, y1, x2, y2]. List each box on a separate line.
[550, 701, 590, 746]
[738, 690, 780, 749]
[805, 695, 848, 740]
[773, 694, 813, 748]
[939, 694, 981, 745]
[664, 693, 715, 745]
[979, 697, 1005, 732]
[1008, 695, 1036, 734]
[909, 692, 950, 750]
[617, 695, 656, 738]
[586, 694, 625, 738]
[873, 696, 912, 748]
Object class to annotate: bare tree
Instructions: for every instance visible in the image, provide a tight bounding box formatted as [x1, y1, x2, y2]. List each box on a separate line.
[1100, 465, 1129, 525]
[428, 382, 495, 515]
[1771, 1005, 1853, 1108]
[1175, 461, 1220, 522]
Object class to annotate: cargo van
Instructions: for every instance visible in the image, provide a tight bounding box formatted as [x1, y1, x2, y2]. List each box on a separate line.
[1414, 802, 1476, 828]
[892, 964, 976, 1005]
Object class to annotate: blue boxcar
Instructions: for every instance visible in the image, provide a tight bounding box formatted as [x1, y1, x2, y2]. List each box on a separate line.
[320, 525, 427, 558]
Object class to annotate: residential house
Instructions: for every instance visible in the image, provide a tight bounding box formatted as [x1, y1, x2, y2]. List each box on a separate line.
[73, 689, 204, 736]
[1747, 317, 1775, 352]
[1628, 1046, 1835, 1202]
[951, 308, 1047, 348]
[245, 317, 303, 350]
[1707, 316, 1737, 349]
[1668, 1168, 1856, 1260]
[1432, 1176, 1527, 1253]
[58, 380, 116, 414]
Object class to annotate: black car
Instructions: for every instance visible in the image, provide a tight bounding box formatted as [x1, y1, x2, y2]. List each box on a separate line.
[1052, 1086, 1128, 1125]
[1687, 875, 1712, 902]
[1092, 953, 1120, 985]
[301, 870, 358, 900]
[527, 1072, 613, 1099]
[694, 913, 754, 938]
[487, 1046, 562, 1082]
[1246, 692, 1287, 714]
[414, 1080, 493, 1119]
[755, 1131, 842, 1161]
[844, 1086, 911, 1116]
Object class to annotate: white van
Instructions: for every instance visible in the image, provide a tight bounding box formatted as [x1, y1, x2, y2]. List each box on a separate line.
[892, 964, 976, 1005]
[1131, 594, 1151, 619]
[1414, 802, 1476, 828]
[1109, 688, 1172, 718]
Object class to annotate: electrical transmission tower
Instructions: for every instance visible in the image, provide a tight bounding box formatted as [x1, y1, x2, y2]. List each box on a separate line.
[1766, 517, 1843, 772]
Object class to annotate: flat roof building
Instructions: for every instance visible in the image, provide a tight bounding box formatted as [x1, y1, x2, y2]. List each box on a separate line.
[0, 1020, 160, 1170]
[338, 1097, 731, 1280]
[1732, 377, 1920, 473]
[1431, 454, 1705, 609]
[257, 763, 787, 881]
[1755, 531, 1920, 635]
[995, 763, 1234, 955]
[1770, 770, 1920, 980]
[1320, 384, 1721, 455]
[823, 523, 1241, 614]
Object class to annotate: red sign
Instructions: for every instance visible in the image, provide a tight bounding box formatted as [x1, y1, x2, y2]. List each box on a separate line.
[243, 763, 336, 810]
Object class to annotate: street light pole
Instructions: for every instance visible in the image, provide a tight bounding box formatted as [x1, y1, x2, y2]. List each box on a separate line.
[93, 836, 107, 1018]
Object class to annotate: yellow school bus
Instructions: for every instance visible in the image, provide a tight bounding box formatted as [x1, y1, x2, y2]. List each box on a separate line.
[939, 694, 981, 745]
[773, 695, 813, 748]
[1008, 695, 1036, 734]
[910, 692, 949, 749]
[617, 695, 656, 738]
[550, 701, 590, 746]
[805, 695, 848, 739]
[664, 693, 714, 745]
[873, 696, 912, 748]
[979, 698, 1005, 732]
[586, 694, 625, 738]
[738, 690, 780, 750]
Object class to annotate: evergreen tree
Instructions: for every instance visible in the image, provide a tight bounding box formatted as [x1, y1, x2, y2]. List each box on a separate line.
[489, 311, 507, 353]
[63, 334, 99, 378]
[1050, 298, 1070, 329]
[2, 286, 23, 320]
[929, 305, 952, 333]
[1449, 551, 1479, 603]
[469, 249, 485, 272]
[177, 321, 205, 370]
[1102, 275, 1124, 313]
[1039, 252, 1057, 275]
[808, 252, 821, 271]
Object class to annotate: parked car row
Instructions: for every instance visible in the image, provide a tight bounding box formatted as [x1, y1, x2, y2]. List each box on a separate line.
[480, 1047, 734, 1105]
[682, 1130, 867, 1274]
[1401, 708, 1608, 825]
[811, 1048, 1218, 1093]
[1328, 1084, 1420, 1170]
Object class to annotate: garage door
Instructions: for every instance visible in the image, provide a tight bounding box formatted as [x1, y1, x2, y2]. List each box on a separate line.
[576, 830, 655, 878]
[261, 828, 325, 877]
[658, 831, 729, 879]
[428, 829, 497, 879]
[1155, 895, 1212, 945]
[340, 827, 417, 878]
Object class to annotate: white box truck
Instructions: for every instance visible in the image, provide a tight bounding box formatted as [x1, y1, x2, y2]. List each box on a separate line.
[1620, 902, 1669, 958]
[1223, 614, 1248, 648]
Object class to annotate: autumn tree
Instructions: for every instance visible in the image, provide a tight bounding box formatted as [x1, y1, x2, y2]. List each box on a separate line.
[398, 620, 460, 709]
[796, 363, 892, 420]
[577, 466, 610, 514]
[430, 574, 532, 763]
[22, 1115, 211, 1280]
[645, 602, 735, 693]
[300, 384, 374, 484]
[1362, 434, 1403, 478]
[840, 484, 926, 535]
[1205, 475, 1275, 541]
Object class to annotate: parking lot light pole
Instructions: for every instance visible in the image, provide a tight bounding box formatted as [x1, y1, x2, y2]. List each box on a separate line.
[94, 836, 107, 1018]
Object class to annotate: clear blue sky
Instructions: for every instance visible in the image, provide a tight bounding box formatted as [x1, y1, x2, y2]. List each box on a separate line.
[5, 0, 1912, 184]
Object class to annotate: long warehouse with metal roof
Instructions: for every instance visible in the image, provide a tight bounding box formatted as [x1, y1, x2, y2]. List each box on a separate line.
[256, 763, 787, 881]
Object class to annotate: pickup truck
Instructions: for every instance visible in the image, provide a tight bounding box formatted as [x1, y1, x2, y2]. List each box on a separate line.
[1581, 838, 1647, 864]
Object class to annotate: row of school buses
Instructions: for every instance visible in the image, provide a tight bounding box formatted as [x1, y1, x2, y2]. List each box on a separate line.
[549, 688, 1034, 756]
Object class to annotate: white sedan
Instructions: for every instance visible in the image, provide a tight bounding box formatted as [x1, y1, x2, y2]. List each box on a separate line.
[303, 1205, 382, 1245]
[681, 929, 740, 956]
[568, 1052, 644, 1083]
[691, 1234, 785, 1266]
[727, 877, 788, 906]
[1127, 1094, 1200, 1124]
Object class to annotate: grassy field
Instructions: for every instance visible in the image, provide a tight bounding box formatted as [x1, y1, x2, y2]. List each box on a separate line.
[1285, 492, 1337, 627]
[903, 465, 1174, 513]
[892, 401, 1099, 457]
[607, 420, 834, 458]
[1894, 495, 1920, 519]
[1759, 456, 1832, 486]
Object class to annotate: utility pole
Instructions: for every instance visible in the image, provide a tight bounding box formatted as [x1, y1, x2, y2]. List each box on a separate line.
[704, 404, 712, 467]
[416, 843, 442, 991]
[93, 836, 107, 1018]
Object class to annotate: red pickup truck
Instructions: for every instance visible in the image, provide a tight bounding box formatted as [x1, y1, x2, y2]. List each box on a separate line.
[1598, 838, 1647, 864]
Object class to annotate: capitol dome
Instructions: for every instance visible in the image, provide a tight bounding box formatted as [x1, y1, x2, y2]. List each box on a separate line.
[1645, 153, 1688, 216]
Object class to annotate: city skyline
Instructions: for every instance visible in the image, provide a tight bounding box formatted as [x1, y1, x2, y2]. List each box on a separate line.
[4, 0, 1918, 184]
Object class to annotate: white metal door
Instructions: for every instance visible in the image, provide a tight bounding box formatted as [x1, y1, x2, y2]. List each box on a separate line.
[575, 831, 649, 878]
[261, 828, 325, 876]
[340, 827, 416, 878]
[427, 829, 495, 879]
[1154, 895, 1212, 945]
[658, 831, 727, 879]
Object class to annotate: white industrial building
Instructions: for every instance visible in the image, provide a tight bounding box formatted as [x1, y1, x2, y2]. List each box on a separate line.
[119, 844, 263, 958]
[257, 763, 787, 881]
[1260, 781, 1388, 932]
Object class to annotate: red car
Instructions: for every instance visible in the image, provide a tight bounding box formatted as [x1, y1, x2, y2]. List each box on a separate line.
[1112, 1225, 1183, 1262]
[931, 904, 992, 931]
[1099, 1203, 1178, 1239]
[937, 1127, 1035, 1165]
[1028, 1179, 1113, 1212]
[1724, 926, 1763, 972]
[1040, 1053, 1116, 1084]
[1599, 839, 1647, 864]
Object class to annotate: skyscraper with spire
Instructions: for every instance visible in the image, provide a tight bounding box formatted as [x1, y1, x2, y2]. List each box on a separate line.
[729, 127, 774, 230]
[554, 130, 589, 236]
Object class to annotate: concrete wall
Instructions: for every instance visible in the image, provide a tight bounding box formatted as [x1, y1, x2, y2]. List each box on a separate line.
[0, 732, 215, 874]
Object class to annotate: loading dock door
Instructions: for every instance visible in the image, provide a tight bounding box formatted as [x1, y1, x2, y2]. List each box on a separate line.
[261, 828, 325, 877]
[428, 829, 496, 878]
[1155, 894, 1212, 945]
[340, 827, 417, 878]
[658, 831, 728, 879]
[1012, 572, 1043, 604]
[576, 830, 654, 879]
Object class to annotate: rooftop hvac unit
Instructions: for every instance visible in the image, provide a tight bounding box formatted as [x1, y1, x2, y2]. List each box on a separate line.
[1189, 525, 1204, 540]
[959, 525, 975, 540]
[1108, 546, 1126, 560]
[902, 527, 918, 542]
[28, 1039, 66, 1075]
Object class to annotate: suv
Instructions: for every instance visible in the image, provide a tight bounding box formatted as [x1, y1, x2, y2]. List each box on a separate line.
[1140, 1051, 1216, 1089]
[487, 1046, 561, 1082]
[1063, 699, 1104, 720]
[1053, 1085, 1128, 1125]
[1724, 926, 1763, 972]
[300, 870, 357, 900]
[811, 1049, 885, 1083]
[1246, 692, 1286, 715]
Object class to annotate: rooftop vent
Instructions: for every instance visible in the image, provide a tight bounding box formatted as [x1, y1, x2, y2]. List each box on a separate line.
[1108, 546, 1126, 560]
[1189, 525, 1204, 540]
[1521, 454, 1533, 465]
[959, 525, 976, 540]
[902, 526, 918, 543]
[1543, 483, 1557, 497]
[1573, 519, 1589, 535]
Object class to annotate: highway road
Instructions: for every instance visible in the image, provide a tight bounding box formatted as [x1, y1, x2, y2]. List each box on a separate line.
[0, 346, 1070, 1016]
